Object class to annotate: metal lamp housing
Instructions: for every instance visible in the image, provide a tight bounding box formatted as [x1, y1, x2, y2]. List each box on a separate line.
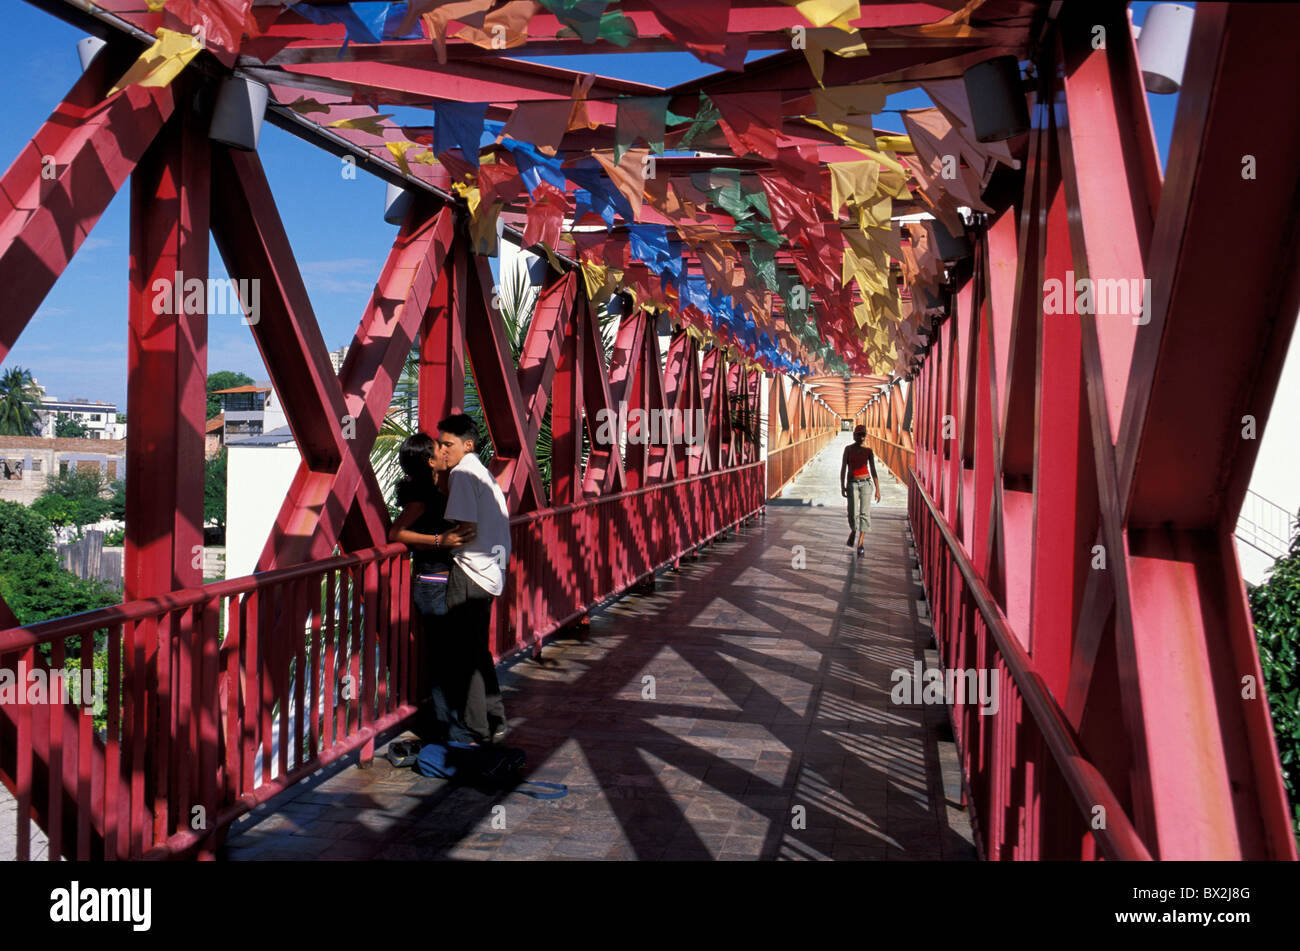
[963, 55, 1030, 143]
[209, 75, 269, 151]
[1136, 3, 1195, 94]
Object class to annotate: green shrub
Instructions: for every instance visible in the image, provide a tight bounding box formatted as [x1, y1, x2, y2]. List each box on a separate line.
[1249, 524, 1300, 840]
[0, 500, 54, 554]
[0, 549, 120, 628]
[32, 467, 111, 529]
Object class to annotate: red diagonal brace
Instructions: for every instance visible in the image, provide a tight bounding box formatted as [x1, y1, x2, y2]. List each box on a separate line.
[0, 43, 175, 365]
[255, 201, 456, 568]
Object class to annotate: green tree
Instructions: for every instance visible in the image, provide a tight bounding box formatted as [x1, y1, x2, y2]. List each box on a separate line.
[207, 370, 255, 419]
[107, 477, 126, 522]
[0, 500, 55, 554]
[0, 550, 120, 626]
[1249, 511, 1300, 840]
[55, 415, 90, 438]
[32, 465, 110, 531]
[0, 366, 43, 436]
[205, 448, 227, 532]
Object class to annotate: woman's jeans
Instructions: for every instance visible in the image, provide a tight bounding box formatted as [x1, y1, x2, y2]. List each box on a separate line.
[413, 564, 505, 744]
[847, 477, 873, 533]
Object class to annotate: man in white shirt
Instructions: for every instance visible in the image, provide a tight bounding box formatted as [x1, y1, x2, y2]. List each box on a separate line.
[436, 413, 512, 745]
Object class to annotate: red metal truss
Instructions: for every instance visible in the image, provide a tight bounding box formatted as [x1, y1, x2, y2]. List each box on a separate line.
[0, 41, 176, 365]
[907, 3, 1299, 860]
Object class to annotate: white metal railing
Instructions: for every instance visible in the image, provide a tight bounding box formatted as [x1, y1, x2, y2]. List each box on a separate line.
[1235, 489, 1297, 560]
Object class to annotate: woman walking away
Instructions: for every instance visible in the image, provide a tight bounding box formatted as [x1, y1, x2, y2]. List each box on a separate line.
[841, 425, 881, 558]
[389, 432, 477, 742]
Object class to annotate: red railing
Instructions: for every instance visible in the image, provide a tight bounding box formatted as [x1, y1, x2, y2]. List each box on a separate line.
[766, 430, 837, 498]
[0, 462, 767, 860]
[0, 544, 413, 861]
[863, 432, 915, 491]
[502, 461, 766, 658]
[908, 473, 1150, 860]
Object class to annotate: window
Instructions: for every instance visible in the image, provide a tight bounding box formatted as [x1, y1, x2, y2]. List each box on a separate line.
[31, 459, 41, 472]
[59, 461, 68, 477]
[107, 460, 117, 479]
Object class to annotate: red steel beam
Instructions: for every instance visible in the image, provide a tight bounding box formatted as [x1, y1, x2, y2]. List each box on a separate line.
[1108, 3, 1300, 861]
[0, 41, 175, 365]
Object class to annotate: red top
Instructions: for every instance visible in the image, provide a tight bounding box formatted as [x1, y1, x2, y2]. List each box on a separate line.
[845, 445, 873, 480]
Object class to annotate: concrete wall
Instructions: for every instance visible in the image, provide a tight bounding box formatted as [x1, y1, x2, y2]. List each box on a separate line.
[0, 436, 126, 505]
[224, 442, 302, 581]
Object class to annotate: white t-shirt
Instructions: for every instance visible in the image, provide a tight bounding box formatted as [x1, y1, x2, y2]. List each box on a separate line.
[443, 451, 512, 597]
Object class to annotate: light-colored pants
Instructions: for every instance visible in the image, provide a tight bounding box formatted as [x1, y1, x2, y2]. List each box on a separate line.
[848, 478, 873, 533]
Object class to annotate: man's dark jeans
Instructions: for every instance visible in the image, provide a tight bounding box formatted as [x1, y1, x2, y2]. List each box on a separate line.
[414, 562, 505, 744]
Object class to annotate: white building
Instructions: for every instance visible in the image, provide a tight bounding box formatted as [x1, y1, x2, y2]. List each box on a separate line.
[36, 395, 120, 440]
[223, 425, 300, 581]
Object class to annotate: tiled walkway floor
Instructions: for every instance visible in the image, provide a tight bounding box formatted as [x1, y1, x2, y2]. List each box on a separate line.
[221, 435, 978, 861]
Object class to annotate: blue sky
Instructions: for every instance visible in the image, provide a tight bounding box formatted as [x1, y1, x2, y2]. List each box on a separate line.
[0, 2, 1182, 410]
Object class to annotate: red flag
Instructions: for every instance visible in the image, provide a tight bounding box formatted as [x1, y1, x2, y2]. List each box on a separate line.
[758, 171, 821, 237]
[523, 181, 567, 250]
[711, 92, 783, 160]
[478, 158, 523, 207]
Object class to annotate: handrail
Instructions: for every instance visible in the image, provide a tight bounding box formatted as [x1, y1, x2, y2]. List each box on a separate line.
[0, 462, 772, 650]
[910, 469, 1152, 861]
[0, 543, 408, 652]
[1, 460, 769, 860]
[508, 459, 764, 525]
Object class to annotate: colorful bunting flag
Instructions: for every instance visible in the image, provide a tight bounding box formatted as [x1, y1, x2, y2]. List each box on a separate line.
[615, 96, 670, 162]
[106, 28, 203, 97]
[434, 101, 489, 166]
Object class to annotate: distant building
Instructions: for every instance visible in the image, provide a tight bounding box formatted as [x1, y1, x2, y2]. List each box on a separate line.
[0, 435, 126, 505]
[205, 413, 225, 458]
[211, 382, 288, 444]
[328, 345, 349, 374]
[224, 425, 300, 580]
[36, 396, 120, 440]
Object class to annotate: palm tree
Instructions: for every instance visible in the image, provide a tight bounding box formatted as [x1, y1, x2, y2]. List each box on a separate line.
[0, 366, 43, 436]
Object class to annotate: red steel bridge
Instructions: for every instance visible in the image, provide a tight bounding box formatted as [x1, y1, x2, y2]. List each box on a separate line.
[0, 0, 1295, 861]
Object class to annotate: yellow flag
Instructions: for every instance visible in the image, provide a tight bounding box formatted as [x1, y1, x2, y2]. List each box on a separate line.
[829, 160, 880, 217]
[106, 28, 202, 98]
[327, 114, 396, 138]
[469, 200, 502, 256]
[804, 115, 878, 153]
[788, 0, 861, 31]
[875, 134, 914, 153]
[387, 141, 417, 177]
[814, 85, 888, 121]
[540, 242, 564, 274]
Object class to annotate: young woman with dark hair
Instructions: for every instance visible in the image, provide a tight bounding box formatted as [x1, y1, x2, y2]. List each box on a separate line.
[388, 432, 477, 741]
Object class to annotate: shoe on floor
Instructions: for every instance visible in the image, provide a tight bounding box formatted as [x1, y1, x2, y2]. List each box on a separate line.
[846, 531, 856, 547]
[857, 545, 865, 558]
[488, 722, 510, 745]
